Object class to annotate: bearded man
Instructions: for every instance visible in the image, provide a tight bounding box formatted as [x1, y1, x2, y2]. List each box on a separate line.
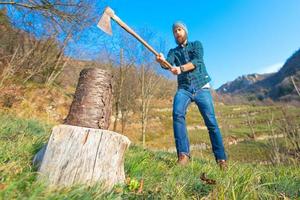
[156, 21, 227, 169]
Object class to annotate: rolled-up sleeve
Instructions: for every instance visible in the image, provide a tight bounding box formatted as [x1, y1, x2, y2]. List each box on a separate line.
[190, 41, 204, 68]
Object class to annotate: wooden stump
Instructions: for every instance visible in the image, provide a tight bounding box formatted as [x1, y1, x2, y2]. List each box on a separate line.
[38, 125, 130, 189]
[35, 68, 131, 190]
[64, 68, 113, 129]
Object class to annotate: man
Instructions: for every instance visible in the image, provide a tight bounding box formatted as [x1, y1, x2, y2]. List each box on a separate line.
[156, 21, 227, 169]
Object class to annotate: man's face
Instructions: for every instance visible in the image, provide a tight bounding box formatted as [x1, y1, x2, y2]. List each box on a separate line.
[173, 27, 187, 45]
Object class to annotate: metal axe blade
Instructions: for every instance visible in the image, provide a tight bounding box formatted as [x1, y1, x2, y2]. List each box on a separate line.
[97, 7, 115, 35]
[97, 6, 173, 69]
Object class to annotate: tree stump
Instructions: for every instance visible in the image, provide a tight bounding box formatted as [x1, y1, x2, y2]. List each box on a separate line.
[35, 68, 131, 190]
[38, 124, 130, 189]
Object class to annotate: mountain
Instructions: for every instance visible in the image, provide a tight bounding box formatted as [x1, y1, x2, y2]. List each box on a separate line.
[217, 48, 300, 101]
[217, 73, 273, 94]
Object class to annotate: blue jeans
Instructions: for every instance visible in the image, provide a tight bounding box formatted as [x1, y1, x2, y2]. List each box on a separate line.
[173, 86, 227, 161]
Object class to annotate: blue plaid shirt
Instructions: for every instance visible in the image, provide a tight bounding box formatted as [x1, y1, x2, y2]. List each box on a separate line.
[163, 41, 211, 90]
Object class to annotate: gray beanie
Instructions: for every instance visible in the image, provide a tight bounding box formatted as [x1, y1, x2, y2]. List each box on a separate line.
[172, 21, 188, 35]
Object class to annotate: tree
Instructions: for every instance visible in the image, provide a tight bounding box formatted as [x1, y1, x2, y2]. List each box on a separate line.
[136, 28, 165, 148]
[139, 63, 162, 147]
[97, 26, 170, 147]
[97, 29, 139, 133]
[0, 0, 92, 31]
[0, 1, 102, 86]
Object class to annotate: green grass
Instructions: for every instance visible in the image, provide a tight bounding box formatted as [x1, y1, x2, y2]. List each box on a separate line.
[0, 112, 299, 199]
[131, 103, 300, 165]
[145, 104, 300, 160]
[226, 140, 270, 162]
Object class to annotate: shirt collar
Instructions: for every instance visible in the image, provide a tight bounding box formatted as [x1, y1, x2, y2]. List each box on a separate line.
[179, 40, 188, 48]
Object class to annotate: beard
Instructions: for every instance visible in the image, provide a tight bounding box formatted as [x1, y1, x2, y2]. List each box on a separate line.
[175, 34, 187, 45]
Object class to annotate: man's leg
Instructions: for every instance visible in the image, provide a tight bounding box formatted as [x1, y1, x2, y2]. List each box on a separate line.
[173, 89, 191, 158]
[194, 88, 227, 161]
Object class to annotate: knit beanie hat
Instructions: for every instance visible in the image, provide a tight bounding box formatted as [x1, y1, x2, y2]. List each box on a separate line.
[172, 21, 188, 35]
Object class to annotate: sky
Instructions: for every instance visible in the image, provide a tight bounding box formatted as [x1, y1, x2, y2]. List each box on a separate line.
[97, 0, 300, 88]
[3, 0, 300, 88]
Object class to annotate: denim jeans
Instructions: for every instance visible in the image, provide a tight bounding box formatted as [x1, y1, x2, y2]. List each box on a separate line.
[172, 86, 227, 160]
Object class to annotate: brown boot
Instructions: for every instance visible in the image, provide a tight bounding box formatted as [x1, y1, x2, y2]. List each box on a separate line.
[177, 154, 189, 166]
[217, 159, 227, 171]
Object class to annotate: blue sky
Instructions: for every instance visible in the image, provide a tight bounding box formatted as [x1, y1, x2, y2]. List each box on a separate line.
[4, 0, 300, 88]
[99, 0, 300, 88]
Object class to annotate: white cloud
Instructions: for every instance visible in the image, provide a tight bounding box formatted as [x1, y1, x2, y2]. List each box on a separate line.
[258, 62, 284, 74]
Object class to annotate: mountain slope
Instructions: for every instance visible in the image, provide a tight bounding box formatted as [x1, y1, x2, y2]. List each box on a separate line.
[217, 48, 300, 101]
[217, 73, 273, 94]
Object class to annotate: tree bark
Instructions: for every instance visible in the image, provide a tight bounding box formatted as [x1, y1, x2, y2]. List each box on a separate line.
[64, 68, 113, 129]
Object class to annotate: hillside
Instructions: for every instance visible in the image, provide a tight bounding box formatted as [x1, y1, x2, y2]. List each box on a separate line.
[56, 59, 104, 87]
[217, 48, 300, 102]
[1, 81, 299, 162]
[0, 71, 299, 199]
[0, 113, 299, 199]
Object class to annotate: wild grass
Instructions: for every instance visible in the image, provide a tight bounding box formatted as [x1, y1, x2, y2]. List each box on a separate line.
[0, 112, 299, 199]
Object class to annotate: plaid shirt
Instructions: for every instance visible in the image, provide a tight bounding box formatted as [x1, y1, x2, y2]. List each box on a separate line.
[164, 41, 211, 90]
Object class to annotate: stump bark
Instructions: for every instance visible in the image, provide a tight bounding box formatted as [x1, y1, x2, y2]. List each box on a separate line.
[35, 68, 131, 190]
[38, 124, 130, 189]
[64, 68, 113, 129]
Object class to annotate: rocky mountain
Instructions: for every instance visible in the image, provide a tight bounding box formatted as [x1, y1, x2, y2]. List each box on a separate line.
[217, 48, 300, 101]
[217, 73, 273, 94]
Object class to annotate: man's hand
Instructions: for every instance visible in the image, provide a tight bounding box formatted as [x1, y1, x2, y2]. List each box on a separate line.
[171, 67, 182, 75]
[156, 53, 169, 69]
[156, 53, 165, 63]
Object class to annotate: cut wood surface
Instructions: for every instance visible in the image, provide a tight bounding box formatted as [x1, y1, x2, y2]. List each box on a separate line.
[38, 124, 131, 189]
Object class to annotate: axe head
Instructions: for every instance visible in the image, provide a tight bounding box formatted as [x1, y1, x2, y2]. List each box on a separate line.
[97, 7, 115, 35]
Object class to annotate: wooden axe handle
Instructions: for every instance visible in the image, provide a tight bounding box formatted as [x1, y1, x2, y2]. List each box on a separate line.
[111, 15, 173, 69]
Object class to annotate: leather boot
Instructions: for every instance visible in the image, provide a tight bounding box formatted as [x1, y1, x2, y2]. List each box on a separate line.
[177, 153, 189, 166]
[217, 159, 227, 171]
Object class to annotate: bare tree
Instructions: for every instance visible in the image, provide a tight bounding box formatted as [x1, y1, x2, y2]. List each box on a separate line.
[0, 27, 70, 86]
[95, 25, 169, 145]
[245, 111, 256, 139]
[139, 64, 162, 147]
[119, 66, 139, 133]
[0, 0, 93, 31]
[280, 108, 300, 160]
[266, 112, 281, 165]
[265, 108, 300, 165]
[136, 27, 165, 148]
[44, 29, 73, 85]
[97, 29, 139, 133]
[290, 75, 300, 97]
[0, 45, 22, 87]
[0, 1, 102, 86]
[112, 48, 135, 132]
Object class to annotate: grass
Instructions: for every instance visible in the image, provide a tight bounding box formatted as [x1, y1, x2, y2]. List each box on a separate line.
[130, 100, 300, 164]
[225, 140, 270, 162]
[109, 101, 300, 168]
[0, 112, 299, 199]
[0, 82, 299, 199]
[2, 82, 299, 164]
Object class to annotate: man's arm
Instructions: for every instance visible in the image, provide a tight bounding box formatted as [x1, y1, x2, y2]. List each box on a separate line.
[169, 62, 194, 75]
[171, 41, 203, 75]
[156, 49, 175, 70]
[180, 62, 195, 72]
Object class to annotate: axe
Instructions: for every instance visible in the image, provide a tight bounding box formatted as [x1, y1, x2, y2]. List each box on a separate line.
[97, 7, 172, 69]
